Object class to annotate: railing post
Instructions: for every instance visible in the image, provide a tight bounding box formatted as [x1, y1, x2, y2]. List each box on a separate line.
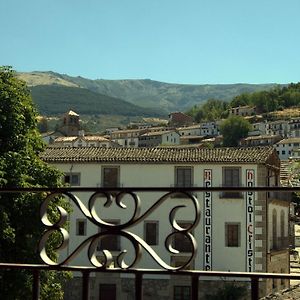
[192, 274, 199, 300]
[251, 277, 259, 300]
[135, 273, 143, 300]
[32, 269, 40, 300]
[82, 271, 90, 300]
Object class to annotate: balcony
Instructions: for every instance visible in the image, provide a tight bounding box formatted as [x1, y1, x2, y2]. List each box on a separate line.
[0, 186, 297, 300]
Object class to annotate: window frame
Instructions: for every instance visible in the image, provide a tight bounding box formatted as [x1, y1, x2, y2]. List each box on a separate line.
[175, 166, 193, 188]
[97, 219, 121, 252]
[64, 172, 81, 186]
[221, 167, 242, 199]
[173, 285, 191, 300]
[173, 221, 194, 252]
[144, 221, 159, 246]
[76, 219, 87, 236]
[101, 166, 120, 188]
[225, 222, 241, 247]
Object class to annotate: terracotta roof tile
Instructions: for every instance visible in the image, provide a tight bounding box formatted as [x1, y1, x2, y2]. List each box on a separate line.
[41, 146, 276, 164]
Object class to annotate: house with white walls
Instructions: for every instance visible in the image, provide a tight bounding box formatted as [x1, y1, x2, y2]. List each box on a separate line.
[200, 121, 219, 136]
[269, 120, 289, 138]
[248, 122, 271, 137]
[177, 124, 201, 137]
[111, 128, 148, 148]
[274, 137, 300, 160]
[138, 130, 180, 147]
[230, 105, 256, 116]
[41, 146, 289, 299]
[288, 118, 300, 138]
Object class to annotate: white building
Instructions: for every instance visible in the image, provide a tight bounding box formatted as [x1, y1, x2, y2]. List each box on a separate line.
[230, 106, 256, 117]
[288, 118, 300, 138]
[111, 129, 147, 148]
[274, 137, 300, 160]
[248, 122, 271, 137]
[200, 122, 219, 136]
[139, 130, 180, 147]
[41, 146, 289, 299]
[269, 120, 289, 138]
[177, 125, 201, 137]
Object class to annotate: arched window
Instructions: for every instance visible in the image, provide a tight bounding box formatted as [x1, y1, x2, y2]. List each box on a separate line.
[272, 209, 277, 250]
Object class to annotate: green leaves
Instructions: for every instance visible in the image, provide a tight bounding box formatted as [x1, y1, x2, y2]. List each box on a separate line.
[220, 116, 252, 147]
[0, 66, 70, 299]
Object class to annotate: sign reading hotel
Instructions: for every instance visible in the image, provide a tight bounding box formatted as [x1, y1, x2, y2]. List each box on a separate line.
[204, 169, 212, 270]
[246, 169, 255, 272]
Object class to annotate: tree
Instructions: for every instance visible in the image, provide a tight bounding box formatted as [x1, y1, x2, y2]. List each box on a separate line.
[186, 99, 229, 122]
[0, 67, 70, 299]
[220, 115, 252, 147]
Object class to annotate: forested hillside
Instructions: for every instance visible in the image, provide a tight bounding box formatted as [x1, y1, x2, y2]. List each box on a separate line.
[31, 85, 162, 116]
[18, 72, 279, 114]
[187, 83, 300, 122]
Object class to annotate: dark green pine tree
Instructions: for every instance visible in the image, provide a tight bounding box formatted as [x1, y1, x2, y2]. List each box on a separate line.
[0, 67, 70, 299]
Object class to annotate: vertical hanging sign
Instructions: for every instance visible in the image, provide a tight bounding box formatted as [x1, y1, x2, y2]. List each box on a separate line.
[246, 169, 255, 272]
[204, 169, 212, 270]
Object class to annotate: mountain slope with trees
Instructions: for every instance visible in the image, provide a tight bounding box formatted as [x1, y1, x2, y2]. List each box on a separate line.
[18, 71, 279, 114]
[31, 85, 163, 116]
[187, 83, 300, 123]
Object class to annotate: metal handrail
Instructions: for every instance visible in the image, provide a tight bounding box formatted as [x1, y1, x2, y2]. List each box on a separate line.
[0, 186, 297, 300]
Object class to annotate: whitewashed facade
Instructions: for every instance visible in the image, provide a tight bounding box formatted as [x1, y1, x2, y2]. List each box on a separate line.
[274, 137, 300, 160]
[42, 146, 289, 299]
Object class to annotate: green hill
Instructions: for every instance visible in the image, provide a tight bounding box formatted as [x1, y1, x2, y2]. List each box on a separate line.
[19, 71, 282, 114]
[31, 85, 163, 116]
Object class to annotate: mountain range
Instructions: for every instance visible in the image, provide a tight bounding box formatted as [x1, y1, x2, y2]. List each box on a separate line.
[18, 71, 280, 117]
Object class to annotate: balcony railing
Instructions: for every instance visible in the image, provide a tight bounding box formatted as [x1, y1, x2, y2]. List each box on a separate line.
[0, 186, 298, 300]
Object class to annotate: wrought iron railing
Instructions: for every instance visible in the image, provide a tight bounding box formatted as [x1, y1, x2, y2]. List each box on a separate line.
[0, 186, 298, 300]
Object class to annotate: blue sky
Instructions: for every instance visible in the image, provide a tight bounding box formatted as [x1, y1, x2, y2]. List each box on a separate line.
[1, 0, 299, 84]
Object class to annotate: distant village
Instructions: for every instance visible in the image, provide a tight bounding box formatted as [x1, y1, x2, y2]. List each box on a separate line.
[43, 106, 300, 162]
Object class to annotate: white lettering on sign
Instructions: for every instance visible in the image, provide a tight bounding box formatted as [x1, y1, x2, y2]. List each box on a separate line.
[204, 169, 212, 270]
[246, 169, 255, 272]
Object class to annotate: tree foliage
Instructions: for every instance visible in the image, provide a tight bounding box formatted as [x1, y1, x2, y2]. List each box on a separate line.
[229, 83, 300, 114]
[0, 67, 70, 299]
[187, 98, 229, 122]
[220, 116, 252, 147]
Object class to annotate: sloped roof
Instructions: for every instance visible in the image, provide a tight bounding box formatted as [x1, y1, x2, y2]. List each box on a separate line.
[41, 146, 276, 164]
[277, 137, 300, 145]
[243, 134, 281, 141]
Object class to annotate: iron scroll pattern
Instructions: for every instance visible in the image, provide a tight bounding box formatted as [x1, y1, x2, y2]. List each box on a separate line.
[39, 190, 200, 271]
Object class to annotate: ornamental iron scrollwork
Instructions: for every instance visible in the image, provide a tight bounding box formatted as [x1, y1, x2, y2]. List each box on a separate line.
[39, 190, 200, 270]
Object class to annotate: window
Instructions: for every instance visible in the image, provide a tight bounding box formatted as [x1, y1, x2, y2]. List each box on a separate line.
[102, 167, 120, 187]
[64, 173, 80, 186]
[282, 150, 286, 155]
[225, 223, 240, 247]
[173, 222, 193, 252]
[144, 221, 159, 245]
[171, 256, 194, 270]
[221, 167, 242, 198]
[174, 286, 191, 300]
[76, 219, 86, 236]
[175, 167, 193, 187]
[98, 220, 120, 251]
